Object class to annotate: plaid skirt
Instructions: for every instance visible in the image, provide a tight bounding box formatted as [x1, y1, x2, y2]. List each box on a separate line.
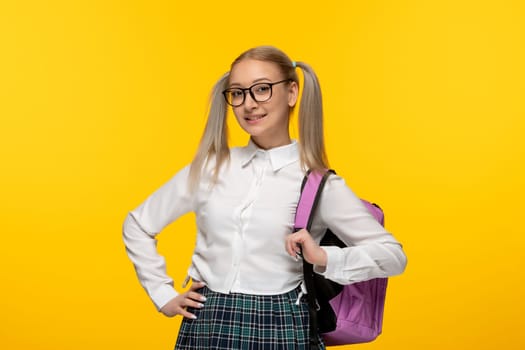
[175, 286, 325, 350]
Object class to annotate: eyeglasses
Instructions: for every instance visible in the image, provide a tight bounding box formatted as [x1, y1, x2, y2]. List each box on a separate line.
[222, 79, 291, 107]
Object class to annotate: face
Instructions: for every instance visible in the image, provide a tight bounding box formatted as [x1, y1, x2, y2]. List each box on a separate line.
[227, 59, 298, 149]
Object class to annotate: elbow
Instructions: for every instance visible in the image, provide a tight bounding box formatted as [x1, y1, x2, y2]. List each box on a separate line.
[381, 243, 407, 277]
[390, 245, 408, 276]
[394, 250, 408, 275]
[122, 212, 133, 238]
[123, 211, 157, 241]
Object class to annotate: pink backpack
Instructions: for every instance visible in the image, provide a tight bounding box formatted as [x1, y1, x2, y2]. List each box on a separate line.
[294, 170, 388, 347]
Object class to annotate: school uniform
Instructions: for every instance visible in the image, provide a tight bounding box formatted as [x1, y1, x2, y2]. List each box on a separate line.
[123, 140, 405, 349]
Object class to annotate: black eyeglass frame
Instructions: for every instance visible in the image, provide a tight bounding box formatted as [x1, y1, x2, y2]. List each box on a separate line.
[222, 79, 292, 107]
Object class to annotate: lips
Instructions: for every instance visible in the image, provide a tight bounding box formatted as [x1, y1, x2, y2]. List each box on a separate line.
[244, 114, 267, 122]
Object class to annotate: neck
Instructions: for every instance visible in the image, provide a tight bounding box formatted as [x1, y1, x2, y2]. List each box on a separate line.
[251, 135, 292, 150]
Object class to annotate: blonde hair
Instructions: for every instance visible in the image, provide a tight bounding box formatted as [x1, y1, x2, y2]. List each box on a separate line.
[189, 46, 328, 191]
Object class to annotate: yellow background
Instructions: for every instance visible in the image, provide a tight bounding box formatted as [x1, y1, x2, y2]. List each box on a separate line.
[1, 0, 524, 349]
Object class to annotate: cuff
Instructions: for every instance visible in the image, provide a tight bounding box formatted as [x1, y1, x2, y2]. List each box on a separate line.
[313, 246, 344, 280]
[150, 284, 179, 311]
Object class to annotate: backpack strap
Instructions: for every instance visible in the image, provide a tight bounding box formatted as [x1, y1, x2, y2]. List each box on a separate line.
[294, 169, 335, 349]
[295, 169, 335, 232]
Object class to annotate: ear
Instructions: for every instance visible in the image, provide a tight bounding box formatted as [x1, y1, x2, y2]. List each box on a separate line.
[288, 81, 299, 107]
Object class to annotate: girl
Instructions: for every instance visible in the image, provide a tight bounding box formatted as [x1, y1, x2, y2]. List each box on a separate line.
[123, 45, 407, 349]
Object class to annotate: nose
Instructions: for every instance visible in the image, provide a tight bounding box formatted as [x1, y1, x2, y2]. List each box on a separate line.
[243, 91, 258, 109]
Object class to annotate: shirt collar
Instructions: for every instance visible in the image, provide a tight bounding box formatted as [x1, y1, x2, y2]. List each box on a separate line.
[240, 139, 299, 172]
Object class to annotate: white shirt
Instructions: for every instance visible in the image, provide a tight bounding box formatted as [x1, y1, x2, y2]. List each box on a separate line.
[123, 140, 407, 310]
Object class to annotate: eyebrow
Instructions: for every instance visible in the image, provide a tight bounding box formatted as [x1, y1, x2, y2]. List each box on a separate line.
[228, 77, 272, 88]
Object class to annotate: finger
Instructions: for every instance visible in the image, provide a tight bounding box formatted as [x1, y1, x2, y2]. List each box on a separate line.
[184, 297, 205, 310]
[290, 233, 305, 251]
[292, 231, 312, 258]
[285, 236, 294, 256]
[189, 281, 206, 290]
[295, 228, 308, 236]
[287, 241, 302, 261]
[188, 291, 207, 303]
[297, 232, 311, 247]
[291, 239, 302, 255]
[295, 246, 302, 257]
[286, 235, 298, 257]
[179, 307, 198, 320]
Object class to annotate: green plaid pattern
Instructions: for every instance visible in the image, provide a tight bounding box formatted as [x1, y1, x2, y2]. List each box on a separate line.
[175, 286, 324, 349]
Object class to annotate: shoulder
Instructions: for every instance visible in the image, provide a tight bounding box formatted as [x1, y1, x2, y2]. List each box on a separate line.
[325, 171, 351, 191]
[159, 163, 193, 190]
[321, 171, 362, 204]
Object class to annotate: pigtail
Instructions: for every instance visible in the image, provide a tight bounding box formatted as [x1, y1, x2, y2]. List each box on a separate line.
[188, 72, 230, 192]
[295, 61, 329, 171]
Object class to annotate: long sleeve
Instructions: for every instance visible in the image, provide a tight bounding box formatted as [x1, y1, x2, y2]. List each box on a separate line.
[312, 175, 407, 284]
[122, 165, 194, 310]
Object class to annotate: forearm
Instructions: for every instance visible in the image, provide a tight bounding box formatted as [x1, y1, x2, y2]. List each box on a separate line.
[314, 242, 407, 284]
[123, 213, 178, 310]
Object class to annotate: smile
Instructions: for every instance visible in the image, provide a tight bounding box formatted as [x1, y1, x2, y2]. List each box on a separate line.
[244, 114, 267, 122]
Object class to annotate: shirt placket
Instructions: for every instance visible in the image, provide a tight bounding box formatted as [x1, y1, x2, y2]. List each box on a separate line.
[229, 152, 268, 292]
